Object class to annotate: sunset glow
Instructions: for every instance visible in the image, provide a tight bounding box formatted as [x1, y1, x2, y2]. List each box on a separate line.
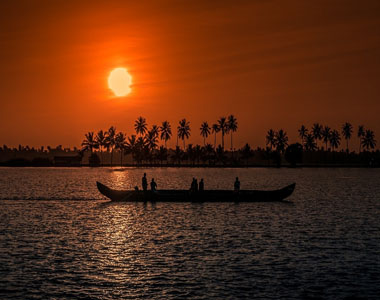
[108, 68, 132, 97]
[0, 1, 379, 149]
[1, 3, 379, 299]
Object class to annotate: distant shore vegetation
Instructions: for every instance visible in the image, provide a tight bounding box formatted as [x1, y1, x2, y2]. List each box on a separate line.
[0, 117, 378, 167]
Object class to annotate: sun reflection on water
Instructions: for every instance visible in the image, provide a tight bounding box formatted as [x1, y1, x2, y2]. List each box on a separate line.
[110, 169, 135, 190]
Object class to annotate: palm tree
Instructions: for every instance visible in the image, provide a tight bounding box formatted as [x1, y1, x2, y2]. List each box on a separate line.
[358, 125, 365, 153]
[200, 121, 210, 146]
[275, 130, 288, 153]
[105, 126, 116, 166]
[298, 125, 308, 145]
[134, 116, 147, 136]
[362, 130, 376, 151]
[177, 119, 191, 149]
[217, 117, 228, 149]
[304, 134, 317, 151]
[134, 136, 147, 164]
[115, 132, 127, 166]
[321, 126, 331, 150]
[211, 124, 220, 149]
[125, 135, 137, 164]
[329, 130, 341, 151]
[136, 136, 146, 149]
[312, 123, 322, 149]
[150, 125, 159, 138]
[266, 129, 276, 150]
[145, 129, 158, 151]
[95, 130, 107, 165]
[227, 115, 238, 150]
[159, 121, 172, 148]
[341, 122, 353, 152]
[81, 132, 98, 152]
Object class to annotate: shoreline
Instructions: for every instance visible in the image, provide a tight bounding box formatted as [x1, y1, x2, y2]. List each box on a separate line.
[0, 163, 378, 168]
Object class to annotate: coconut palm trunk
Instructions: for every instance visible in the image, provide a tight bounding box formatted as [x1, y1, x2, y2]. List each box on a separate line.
[227, 114, 238, 151]
[110, 149, 113, 167]
[230, 133, 233, 151]
[97, 146, 102, 166]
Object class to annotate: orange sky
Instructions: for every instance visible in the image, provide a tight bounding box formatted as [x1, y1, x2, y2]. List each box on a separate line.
[1, 0, 379, 149]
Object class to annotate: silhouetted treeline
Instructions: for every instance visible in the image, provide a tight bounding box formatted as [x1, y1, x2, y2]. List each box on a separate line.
[295, 123, 376, 153]
[80, 117, 378, 167]
[1, 118, 378, 167]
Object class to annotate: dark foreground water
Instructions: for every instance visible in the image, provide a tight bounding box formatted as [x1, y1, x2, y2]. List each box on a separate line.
[0, 167, 379, 299]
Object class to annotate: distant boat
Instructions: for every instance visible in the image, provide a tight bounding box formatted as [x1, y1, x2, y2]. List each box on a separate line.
[96, 182, 296, 202]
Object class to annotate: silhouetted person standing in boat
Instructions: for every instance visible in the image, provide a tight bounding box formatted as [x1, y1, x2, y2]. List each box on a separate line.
[191, 178, 198, 192]
[199, 178, 204, 192]
[234, 177, 240, 192]
[142, 173, 148, 191]
[190, 177, 198, 193]
[150, 178, 157, 191]
[190, 178, 195, 191]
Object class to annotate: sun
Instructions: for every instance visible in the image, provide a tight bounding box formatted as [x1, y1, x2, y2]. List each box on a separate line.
[108, 68, 132, 97]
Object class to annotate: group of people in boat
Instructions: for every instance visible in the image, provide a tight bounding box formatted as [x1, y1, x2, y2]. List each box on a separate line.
[140, 173, 241, 192]
[189, 178, 204, 192]
[141, 173, 157, 191]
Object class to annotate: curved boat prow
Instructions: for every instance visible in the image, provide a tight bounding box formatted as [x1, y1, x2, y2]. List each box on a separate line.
[281, 183, 296, 200]
[97, 181, 135, 201]
[97, 181, 108, 197]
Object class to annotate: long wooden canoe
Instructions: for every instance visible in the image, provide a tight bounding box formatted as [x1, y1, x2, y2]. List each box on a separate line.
[96, 181, 296, 202]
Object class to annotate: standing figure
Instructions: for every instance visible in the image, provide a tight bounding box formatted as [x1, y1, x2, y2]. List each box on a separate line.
[150, 178, 157, 191]
[190, 178, 195, 191]
[199, 178, 204, 191]
[142, 173, 148, 191]
[190, 177, 198, 192]
[234, 177, 240, 192]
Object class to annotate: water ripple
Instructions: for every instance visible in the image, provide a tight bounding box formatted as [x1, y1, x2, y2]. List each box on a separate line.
[0, 168, 379, 299]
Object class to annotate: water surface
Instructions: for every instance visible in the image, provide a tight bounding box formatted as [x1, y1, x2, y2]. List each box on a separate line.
[0, 167, 379, 299]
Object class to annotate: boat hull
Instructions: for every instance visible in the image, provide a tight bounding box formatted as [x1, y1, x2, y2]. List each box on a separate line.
[96, 182, 296, 202]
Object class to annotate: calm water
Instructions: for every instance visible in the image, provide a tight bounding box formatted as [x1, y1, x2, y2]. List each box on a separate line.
[0, 167, 379, 299]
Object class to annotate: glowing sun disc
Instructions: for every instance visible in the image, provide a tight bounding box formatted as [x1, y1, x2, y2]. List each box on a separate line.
[108, 68, 132, 97]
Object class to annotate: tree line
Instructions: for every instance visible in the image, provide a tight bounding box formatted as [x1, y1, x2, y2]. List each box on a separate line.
[265, 123, 376, 154]
[80, 117, 377, 167]
[81, 115, 239, 166]
[2, 117, 376, 167]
